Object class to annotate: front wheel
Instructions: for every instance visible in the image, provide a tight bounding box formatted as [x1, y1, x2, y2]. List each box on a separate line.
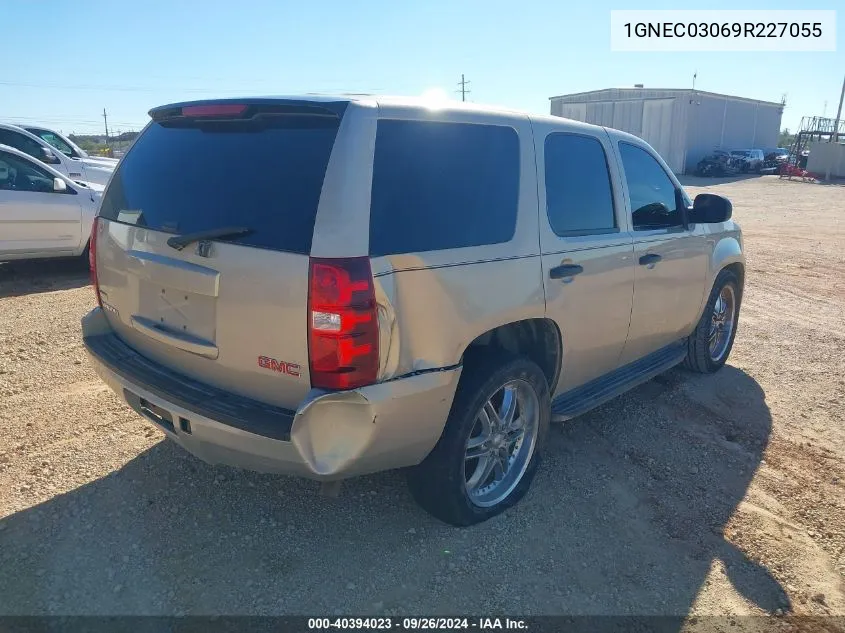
[684, 269, 741, 373]
[407, 354, 550, 526]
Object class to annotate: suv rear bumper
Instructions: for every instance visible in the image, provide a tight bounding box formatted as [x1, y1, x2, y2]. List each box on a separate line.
[82, 308, 461, 481]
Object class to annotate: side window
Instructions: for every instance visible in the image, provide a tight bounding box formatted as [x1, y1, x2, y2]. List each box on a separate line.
[544, 133, 616, 235]
[618, 142, 682, 231]
[0, 150, 56, 193]
[369, 119, 520, 256]
[31, 129, 75, 157]
[0, 129, 45, 161]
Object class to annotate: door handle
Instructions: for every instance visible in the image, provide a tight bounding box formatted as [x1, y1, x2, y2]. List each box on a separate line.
[639, 253, 662, 266]
[549, 264, 584, 280]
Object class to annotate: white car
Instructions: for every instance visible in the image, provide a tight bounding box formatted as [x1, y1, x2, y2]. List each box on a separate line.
[24, 125, 120, 170]
[0, 123, 114, 187]
[0, 144, 101, 261]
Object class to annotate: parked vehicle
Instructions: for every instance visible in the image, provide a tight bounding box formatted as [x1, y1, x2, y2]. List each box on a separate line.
[24, 125, 119, 170]
[730, 149, 765, 173]
[761, 150, 789, 174]
[82, 96, 744, 526]
[0, 144, 102, 261]
[798, 150, 810, 169]
[695, 150, 741, 177]
[0, 123, 114, 186]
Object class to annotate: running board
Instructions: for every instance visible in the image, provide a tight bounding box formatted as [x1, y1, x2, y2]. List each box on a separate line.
[551, 340, 687, 422]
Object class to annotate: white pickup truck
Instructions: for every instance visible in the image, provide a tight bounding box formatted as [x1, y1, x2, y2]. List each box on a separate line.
[24, 125, 119, 171]
[0, 123, 115, 186]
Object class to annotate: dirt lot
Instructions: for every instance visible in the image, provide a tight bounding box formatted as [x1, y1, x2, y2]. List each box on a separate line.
[0, 176, 843, 628]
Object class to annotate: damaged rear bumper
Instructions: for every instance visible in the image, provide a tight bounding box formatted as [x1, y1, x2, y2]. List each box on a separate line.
[82, 308, 461, 480]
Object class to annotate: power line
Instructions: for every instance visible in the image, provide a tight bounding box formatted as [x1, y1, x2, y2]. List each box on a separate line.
[0, 80, 389, 95]
[456, 74, 471, 102]
[0, 115, 142, 127]
[0, 80, 261, 94]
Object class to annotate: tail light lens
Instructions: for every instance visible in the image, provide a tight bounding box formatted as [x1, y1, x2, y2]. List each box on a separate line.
[308, 257, 379, 390]
[89, 217, 102, 308]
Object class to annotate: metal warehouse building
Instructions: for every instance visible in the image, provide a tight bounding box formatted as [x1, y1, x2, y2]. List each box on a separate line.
[549, 87, 784, 174]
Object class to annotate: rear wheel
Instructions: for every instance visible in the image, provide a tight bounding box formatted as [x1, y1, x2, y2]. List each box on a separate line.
[407, 353, 550, 526]
[684, 269, 740, 373]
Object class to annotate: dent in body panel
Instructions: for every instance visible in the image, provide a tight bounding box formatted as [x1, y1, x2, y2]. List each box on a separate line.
[366, 109, 542, 379]
[290, 367, 462, 478]
[372, 257, 546, 380]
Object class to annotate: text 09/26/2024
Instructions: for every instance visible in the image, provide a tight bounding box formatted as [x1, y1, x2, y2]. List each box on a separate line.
[307, 618, 528, 630]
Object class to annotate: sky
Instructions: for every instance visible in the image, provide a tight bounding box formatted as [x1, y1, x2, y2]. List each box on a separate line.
[1, 0, 842, 136]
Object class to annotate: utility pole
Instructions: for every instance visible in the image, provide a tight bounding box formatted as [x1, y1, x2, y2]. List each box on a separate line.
[831, 74, 845, 143]
[457, 74, 471, 102]
[102, 108, 110, 145]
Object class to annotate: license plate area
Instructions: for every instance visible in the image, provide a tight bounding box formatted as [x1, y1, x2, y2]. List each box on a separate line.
[136, 281, 217, 342]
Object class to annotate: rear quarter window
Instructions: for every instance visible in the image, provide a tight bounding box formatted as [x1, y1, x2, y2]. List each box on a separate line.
[98, 115, 340, 254]
[368, 119, 520, 257]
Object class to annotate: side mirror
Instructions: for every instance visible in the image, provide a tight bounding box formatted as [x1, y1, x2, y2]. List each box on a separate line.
[40, 147, 61, 165]
[689, 193, 732, 224]
[53, 177, 67, 193]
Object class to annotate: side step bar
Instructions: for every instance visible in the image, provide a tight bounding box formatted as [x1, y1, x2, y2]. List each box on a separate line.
[551, 340, 687, 422]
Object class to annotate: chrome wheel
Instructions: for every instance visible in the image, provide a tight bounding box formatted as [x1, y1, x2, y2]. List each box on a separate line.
[709, 284, 736, 362]
[463, 379, 540, 508]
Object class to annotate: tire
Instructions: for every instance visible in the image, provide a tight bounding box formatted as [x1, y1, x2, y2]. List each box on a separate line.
[80, 240, 90, 264]
[406, 352, 550, 526]
[684, 268, 741, 373]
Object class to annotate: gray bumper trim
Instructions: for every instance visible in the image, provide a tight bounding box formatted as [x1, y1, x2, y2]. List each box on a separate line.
[83, 331, 295, 441]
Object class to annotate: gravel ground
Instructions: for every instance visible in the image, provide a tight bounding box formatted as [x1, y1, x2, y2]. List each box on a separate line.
[0, 176, 843, 629]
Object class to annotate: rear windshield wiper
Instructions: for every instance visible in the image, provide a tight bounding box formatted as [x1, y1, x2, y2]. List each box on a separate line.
[166, 226, 254, 251]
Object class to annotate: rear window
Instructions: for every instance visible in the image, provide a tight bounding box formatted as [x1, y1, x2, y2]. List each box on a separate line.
[99, 113, 340, 254]
[369, 119, 519, 257]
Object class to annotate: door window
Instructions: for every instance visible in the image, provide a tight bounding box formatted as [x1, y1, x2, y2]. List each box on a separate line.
[28, 129, 76, 158]
[618, 142, 682, 231]
[0, 150, 56, 193]
[0, 129, 46, 161]
[544, 133, 616, 235]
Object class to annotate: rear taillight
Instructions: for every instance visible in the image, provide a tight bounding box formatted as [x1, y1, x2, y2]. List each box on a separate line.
[308, 257, 379, 390]
[89, 217, 102, 308]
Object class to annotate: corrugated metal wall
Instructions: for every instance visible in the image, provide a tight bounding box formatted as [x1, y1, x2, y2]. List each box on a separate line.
[550, 89, 783, 174]
[684, 94, 783, 172]
[753, 105, 782, 149]
[548, 94, 687, 173]
[684, 95, 730, 173]
[612, 100, 643, 136]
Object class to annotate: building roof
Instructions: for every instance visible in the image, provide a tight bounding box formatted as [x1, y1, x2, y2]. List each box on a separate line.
[549, 88, 784, 108]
